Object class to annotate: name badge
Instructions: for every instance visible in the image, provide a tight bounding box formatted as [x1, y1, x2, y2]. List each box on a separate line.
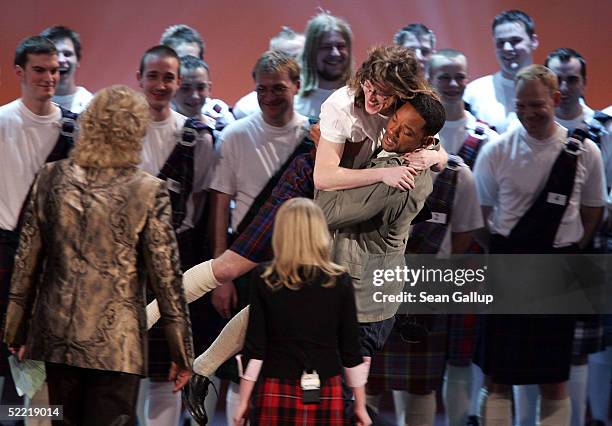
[546, 192, 567, 206]
[166, 178, 181, 193]
[427, 212, 447, 224]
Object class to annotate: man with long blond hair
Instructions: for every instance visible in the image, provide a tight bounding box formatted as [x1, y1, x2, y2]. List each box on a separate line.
[4, 85, 193, 425]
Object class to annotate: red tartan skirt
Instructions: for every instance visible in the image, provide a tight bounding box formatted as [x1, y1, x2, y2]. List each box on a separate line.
[252, 374, 347, 425]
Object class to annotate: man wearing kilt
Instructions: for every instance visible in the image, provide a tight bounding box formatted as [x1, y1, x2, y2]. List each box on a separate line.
[0, 36, 79, 405]
[472, 65, 606, 426]
[136, 45, 215, 426]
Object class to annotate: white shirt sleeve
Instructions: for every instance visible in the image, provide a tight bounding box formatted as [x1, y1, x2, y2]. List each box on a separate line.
[208, 131, 237, 196]
[451, 166, 484, 232]
[580, 140, 607, 207]
[319, 95, 352, 144]
[473, 142, 499, 207]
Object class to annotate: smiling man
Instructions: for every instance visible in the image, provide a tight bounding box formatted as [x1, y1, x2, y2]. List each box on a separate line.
[0, 35, 66, 406]
[136, 45, 214, 426]
[295, 12, 353, 120]
[464, 10, 539, 133]
[40, 26, 92, 113]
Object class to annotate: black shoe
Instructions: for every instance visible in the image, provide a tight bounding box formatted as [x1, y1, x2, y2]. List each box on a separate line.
[466, 415, 480, 426]
[182, 374, 215, 425]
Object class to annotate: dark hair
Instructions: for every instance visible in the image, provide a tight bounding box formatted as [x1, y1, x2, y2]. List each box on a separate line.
[179, 54, 209, 73]
[40, 25, 82, 61]
[139, 45, 181, 77]
[393, 23, 436, 49]
[253, 50, 300, 83]
[544, 47, 586, 81]
[14, 36, 57, 67]
[407, 92, 446, 136]
[348, 45, 435, 109]
[492, 10, 536, 38]
[160, 24, 205, 59]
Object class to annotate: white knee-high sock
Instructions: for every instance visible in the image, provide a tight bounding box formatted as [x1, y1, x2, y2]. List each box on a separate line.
[147, 259, 221, 329]
[193, 306, 250, 377]
[145, 381, 182, 426]
[568, 364, 588, 426]
[588, 347, 612, 421]
[394, 390, 408, 426]
[136, 378, 148, 426]
[366, 393, 382, 415]
[479, 389, 512, 426]
[226, 382, 241, 426]
[514, 385, 539, 426]
[470, 364, 485, 416]
[539, 397, 571, 426]
[405, 392, 436, 426]
[444, 364, 472, 426]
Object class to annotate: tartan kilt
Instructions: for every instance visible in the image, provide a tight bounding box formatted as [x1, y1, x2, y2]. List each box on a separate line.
[447, 314, 479, 364]
[475, 315, 575, 385]
[572, 315, 603, 356]
[367, 315, 448, 393]
[0, 236, 18, 376]
[147, 230, 199, 380]
[253, 375, 346, 425]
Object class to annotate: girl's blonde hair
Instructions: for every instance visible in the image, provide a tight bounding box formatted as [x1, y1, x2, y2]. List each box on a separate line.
[71, 85, 150, 168]
[262, 198, 345, 291]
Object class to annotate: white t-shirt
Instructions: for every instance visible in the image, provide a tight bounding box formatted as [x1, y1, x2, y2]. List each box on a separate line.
[52, 86, 93, 114]
[0, 99, 61, 230]
[209, 111, 309, 228]
[464, 72, 517, 134]
[439, 111, 498, 157]
[295, 88, 336, 120]
[473, 123, 606, 247]
[319, 86, 388, 167]
[232, 91, 259, 120]
[555, 104, 612, 189]
[140, 110, 214, 232]
[435, 162, 484, 258]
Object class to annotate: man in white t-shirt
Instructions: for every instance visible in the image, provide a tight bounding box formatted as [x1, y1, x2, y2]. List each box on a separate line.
[136, 45, 213, 426]
[294, 12, 353, 120]
[160, 24, 235, 134]
[393, 23, 436, 77]
[208, 50, 308, 422]
[464, 10, 539, 133]
[40, 26, 93, 113]
[233, 27, 305, 120]
[473, 65, 605, 426]
[0, 35, 62, 409]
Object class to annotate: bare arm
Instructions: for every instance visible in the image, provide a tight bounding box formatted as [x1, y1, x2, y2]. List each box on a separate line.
[209, 190, 237, 318]
[578, 205, 604, 249]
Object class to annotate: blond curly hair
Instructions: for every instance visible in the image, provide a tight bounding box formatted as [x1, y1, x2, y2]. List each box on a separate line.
[71, 85, 150, 168]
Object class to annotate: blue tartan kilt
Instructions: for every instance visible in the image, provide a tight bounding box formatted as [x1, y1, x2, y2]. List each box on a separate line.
[367, 314, 448, 393]
[253, 375, 346, 425]
[475, 315, 575, 385]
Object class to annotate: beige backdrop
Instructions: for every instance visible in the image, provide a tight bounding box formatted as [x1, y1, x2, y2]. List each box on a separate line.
[1, 0, 610, 109]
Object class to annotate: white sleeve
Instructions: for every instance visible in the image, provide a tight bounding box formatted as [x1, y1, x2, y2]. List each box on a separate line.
[208, 130, 237, 195]
[473, 143, 499, 207]
[580, 140, 607, 207]
[319, 95, 352, 144]
[451, 166, 484, 232]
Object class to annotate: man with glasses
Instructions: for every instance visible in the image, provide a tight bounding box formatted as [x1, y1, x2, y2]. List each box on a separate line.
[206, 50, 309, 424]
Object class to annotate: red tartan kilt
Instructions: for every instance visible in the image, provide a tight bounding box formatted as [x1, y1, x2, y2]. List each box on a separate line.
[447, 314, 479, 364]
[253, 375, 347, 425]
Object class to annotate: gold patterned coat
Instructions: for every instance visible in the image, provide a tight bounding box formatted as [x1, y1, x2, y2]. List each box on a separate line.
[3, 159, 193, 376]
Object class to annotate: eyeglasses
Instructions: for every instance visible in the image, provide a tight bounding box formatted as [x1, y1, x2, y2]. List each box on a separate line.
[255, 85, 290, 97]
[361, 81, 393, 101]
